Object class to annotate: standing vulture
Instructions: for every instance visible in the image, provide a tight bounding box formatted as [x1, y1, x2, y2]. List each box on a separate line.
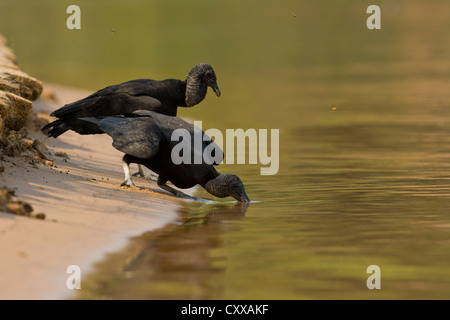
[42, 63, 221, 138]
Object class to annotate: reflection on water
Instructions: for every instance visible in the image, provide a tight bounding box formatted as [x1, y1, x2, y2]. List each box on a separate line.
[2, 0, 450, 299]
[78, 202, 250, 300]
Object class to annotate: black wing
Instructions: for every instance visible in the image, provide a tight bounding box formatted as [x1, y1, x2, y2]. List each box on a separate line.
[83, 116, 163, 159]
[51, 79, 164, 119]
[135, 111, 224, 165]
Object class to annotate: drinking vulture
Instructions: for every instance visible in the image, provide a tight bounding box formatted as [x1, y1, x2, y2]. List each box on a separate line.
[82, 111, 250, 203]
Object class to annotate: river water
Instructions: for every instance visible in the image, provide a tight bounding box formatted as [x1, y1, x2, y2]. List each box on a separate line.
[1, 0, 449, 299]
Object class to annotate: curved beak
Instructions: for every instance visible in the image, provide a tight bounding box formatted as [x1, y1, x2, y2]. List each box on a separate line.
[211, 83, 221, 97]
[240, 193, 250, 203]
[232, 190, 250, 203]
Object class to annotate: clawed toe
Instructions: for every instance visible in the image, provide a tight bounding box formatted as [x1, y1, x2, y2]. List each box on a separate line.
[134, 165, 158, 181]
[120, 180, 136, 188]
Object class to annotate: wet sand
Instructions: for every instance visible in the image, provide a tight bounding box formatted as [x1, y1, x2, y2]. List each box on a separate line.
[0, 83, 186, 299]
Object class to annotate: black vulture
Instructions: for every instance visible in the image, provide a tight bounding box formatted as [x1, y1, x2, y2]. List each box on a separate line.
[82, 111, 250, 203]
[42, 63, 221, 138]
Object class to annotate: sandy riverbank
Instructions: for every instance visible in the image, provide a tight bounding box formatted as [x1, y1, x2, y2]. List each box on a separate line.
[0, 83, 186, 300]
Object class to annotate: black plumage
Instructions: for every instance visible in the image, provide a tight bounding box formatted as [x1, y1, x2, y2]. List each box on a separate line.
[42, 63, 221, 138]
[83, 111, 250, 203]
